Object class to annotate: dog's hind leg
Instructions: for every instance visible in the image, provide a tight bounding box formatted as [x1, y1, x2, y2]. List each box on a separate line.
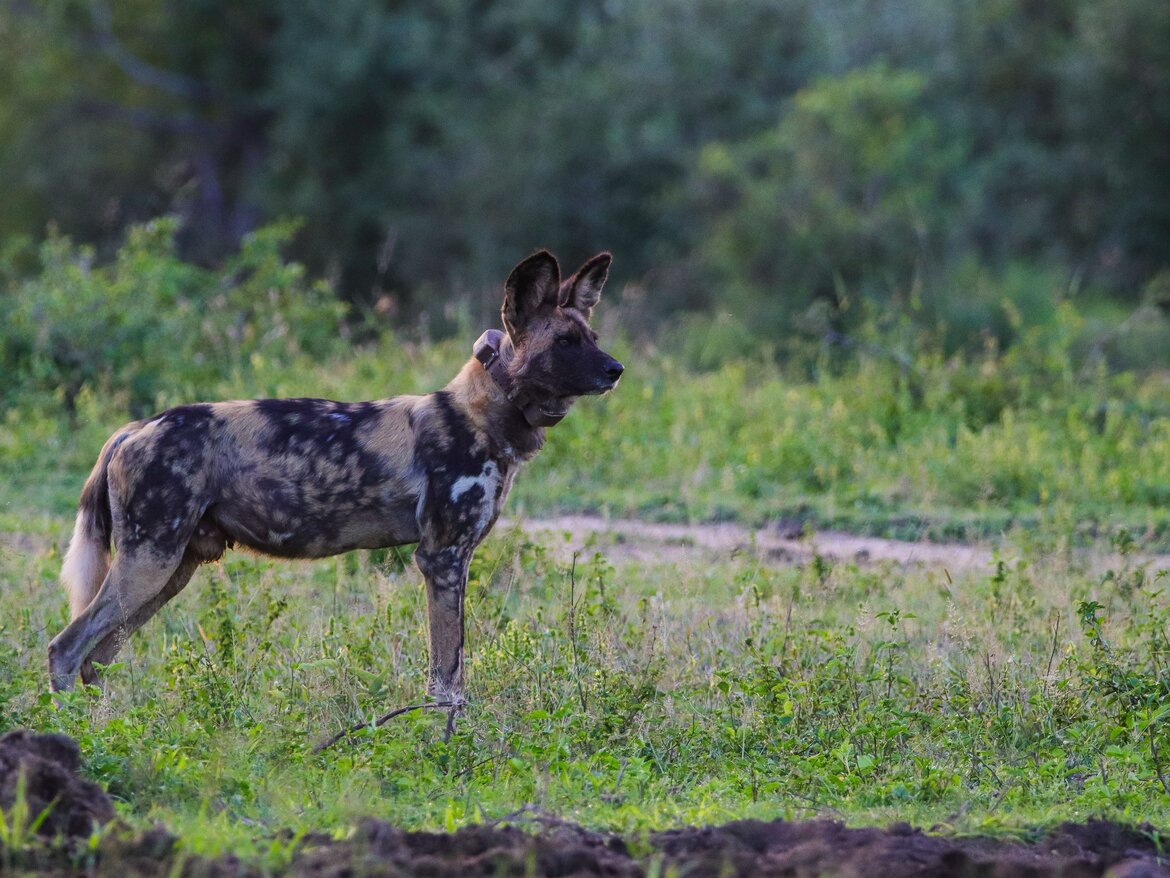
[77, 552, 200, 686]
[48, 548, 187, 691]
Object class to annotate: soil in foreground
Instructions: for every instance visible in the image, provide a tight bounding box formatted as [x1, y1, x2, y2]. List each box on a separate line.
[2, 730, 1167, 878]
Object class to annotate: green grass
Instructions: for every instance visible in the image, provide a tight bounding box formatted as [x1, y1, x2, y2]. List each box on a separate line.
[3, 515, 1170, 857]
[5, 337, 1170, 862]
[9, 336, 1170, 545]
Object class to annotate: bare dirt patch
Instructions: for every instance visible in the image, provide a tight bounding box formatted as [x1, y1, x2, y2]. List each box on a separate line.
[510, 515, 1170, 578]
[0, 530, 53, 556]
[12, 815, 1170, 877]
[3, 730, 1167, 877]
[285, 817, 1170, 877]
[510, 514, 995, 570]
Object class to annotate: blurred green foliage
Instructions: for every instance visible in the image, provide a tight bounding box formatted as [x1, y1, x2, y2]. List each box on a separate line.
[0, 218, 345, 415]
[687, 63, 963, 339]
[0, 0, 1166, 343]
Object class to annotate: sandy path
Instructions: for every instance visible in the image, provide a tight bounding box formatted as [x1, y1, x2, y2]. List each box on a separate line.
[503, 514, 996, 570]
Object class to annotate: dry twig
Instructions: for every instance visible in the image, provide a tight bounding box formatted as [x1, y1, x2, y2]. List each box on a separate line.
[314, 701, 456, 753]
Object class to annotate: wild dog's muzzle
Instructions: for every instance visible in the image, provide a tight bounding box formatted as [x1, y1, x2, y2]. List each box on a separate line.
[597, 357, 624, 392]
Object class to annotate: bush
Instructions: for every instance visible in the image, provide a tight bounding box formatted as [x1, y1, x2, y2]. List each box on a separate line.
[684, 63, 965, 341]
[0, 218, 347, 415]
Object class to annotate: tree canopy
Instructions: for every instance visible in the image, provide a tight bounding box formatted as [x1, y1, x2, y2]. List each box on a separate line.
[1, 0, 1167, 341]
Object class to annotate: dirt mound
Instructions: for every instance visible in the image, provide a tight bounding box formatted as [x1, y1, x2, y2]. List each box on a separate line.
[8, 811, 1170, 877]
[648, 818, 1133, 877]
[279, 815, 1168, 878]
[3, 730, 1167, 876]
[0, 729, 115, 840]
[290, 818, 639, 877]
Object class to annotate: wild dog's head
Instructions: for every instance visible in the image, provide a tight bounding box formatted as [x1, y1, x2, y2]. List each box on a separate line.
[500, 250, 623, 423]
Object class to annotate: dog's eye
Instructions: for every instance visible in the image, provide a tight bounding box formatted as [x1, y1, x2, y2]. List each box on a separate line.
[557, 335, 574, 347]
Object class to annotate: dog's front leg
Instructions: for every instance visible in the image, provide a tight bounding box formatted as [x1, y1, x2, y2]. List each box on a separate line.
[414, 542, 471, 705]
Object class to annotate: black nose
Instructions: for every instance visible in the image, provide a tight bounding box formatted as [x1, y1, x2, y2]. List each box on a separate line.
[606, 361, 624, 381]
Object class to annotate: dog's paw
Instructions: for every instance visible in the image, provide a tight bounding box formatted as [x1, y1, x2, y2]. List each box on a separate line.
[427, 680, 467, 708]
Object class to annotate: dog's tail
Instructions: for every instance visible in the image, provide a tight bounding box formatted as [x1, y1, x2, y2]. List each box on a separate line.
[61, 430, 130, 619]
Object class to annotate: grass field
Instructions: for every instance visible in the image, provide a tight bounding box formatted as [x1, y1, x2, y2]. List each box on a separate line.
[3, 335, 1170, 866]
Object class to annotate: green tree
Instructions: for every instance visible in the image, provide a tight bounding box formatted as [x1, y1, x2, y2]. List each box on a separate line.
[686, 64, 965, 339]
[3, 0, 1167, 335]
[1072, 0, 1170, 288]
[0, 0, 820, 318]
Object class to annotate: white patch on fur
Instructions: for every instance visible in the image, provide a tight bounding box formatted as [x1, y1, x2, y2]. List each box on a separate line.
[450, 462, 498, 502]
[450, 462, 499, 532]
[61, 510, 110, 620]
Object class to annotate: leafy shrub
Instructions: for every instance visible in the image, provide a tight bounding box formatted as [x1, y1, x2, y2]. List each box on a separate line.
[684, 63, 966, 341]
[0, 218, 346, 415]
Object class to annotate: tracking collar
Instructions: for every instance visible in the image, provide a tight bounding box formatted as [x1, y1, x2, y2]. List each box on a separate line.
[473, 329, 566, 428]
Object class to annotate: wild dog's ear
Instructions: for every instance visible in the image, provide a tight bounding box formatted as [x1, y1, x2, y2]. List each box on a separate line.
[559, 252, 611, 320]
[502, 250, 561, 338]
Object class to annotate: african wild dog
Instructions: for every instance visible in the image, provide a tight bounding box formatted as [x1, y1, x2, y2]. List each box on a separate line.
[48, 250, 623, 704]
